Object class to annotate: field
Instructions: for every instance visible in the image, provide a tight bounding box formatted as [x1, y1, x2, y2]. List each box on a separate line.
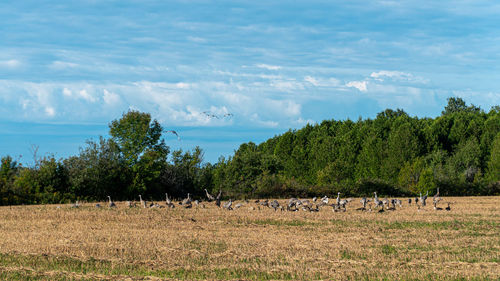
[0, 197, 499, 281]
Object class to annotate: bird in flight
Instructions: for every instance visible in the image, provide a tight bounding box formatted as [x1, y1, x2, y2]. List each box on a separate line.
[202, 111, 234, 119]
[165, 130, 181, 141]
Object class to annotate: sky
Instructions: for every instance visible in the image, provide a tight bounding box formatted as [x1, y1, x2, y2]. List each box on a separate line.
[1, 1, 500, 164]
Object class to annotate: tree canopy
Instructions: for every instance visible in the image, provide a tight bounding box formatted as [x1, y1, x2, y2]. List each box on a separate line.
[1, 97, 499, 205]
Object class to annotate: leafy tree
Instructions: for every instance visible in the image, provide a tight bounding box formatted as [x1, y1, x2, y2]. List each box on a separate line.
[65, 137, 130, 200]
[109, 111, 169, 194]
[487, 133, 500, 183]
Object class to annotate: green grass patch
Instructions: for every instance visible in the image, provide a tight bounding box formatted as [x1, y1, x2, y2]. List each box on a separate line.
[0, 252, 304, 280]
[250, 218, 314, 227]
[380, 244, 397, 255]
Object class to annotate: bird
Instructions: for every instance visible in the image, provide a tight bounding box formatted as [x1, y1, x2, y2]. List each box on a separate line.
[181, 193, 192, 206]
[165, 193, 174, 207]
[338, 198, 351, 210]
[203, 111, 234, 119]
[420, 192, 428, 207]
[223, 199, 233, 210]
[204, 189, 215, 202]
[433, 188, 441, 204]
[165, 130, 181, 141]
[70, 201, 80, 208]
[321, 196, 329, 204]
[287, 198, 299, 211]
[445, 203, 451, 211]
[139, 195, 147, 208]
[357, 197, 369, 210]
[270, 200, 280, 211]
[107, 196, 116, 208]
[433, 201, 442, 210]
[336, 192, 341, 205]
[373, 192, 383, 209]
[234, 203, 243, 209]
[95, 203, 101, 208]
[408, 198, 412, 205]
[259, 199, 270, 208]
[382, 197, 389, 209]
[215, 190, 222, 207]
[312, 197, 317, 202]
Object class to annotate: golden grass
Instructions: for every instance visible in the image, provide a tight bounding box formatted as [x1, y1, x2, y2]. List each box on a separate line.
[0, 197, 499, 280]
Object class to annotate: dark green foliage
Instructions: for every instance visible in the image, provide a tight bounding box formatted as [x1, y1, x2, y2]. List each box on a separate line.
[0, 97, 499, 205]
[213, 97, 500, 197]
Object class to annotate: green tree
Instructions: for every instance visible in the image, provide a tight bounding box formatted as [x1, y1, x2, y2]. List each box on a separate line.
[487, 133, 500, 182]
[65, 137, 130, 200]
[109, 111, 169, 194]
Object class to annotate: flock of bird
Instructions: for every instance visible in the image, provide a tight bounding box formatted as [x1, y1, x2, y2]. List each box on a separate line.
[67, 188, 451, 212]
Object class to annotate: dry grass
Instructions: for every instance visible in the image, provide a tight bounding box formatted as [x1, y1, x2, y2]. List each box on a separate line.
[0, 197, 499, 280]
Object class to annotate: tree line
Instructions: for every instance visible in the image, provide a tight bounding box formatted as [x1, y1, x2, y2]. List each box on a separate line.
[1, 97, 499, 205]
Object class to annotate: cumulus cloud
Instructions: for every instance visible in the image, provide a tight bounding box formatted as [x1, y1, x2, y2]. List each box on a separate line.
[45, 107, 56, 117]
[256, 64, 281, 70]
[103, 89, 120, 105]
[345, 81, 367, 92]
[78, 89, 97, 103]
[62, 88, 72, 97]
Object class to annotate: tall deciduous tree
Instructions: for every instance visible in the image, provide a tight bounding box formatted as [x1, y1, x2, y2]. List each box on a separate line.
[109, 111, 169, 194]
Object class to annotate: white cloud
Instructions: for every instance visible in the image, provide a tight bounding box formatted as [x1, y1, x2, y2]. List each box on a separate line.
[50, 61, 79, 69]
[256, 64, 281, 71]
[370, 71, 413, 81]
[45, 107, 56, 117]
[0, 59, 21, 68]
[62, 88, 72, 97]
[345, 81, 367, 92]
[176, 82, 191, 89]
[270, 80, 304, 92]
[78, 89, 96, 103]
[304, 76, 319, 86]
[304, 76, 340, 87]
[103, 89, 120, 105]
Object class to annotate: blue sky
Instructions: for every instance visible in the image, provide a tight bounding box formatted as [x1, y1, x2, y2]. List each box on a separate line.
[1, 1, 499, 163]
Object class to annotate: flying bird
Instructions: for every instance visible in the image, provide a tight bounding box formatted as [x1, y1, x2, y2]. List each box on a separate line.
[165, 130, 181, 141]
[202, 111, 234, 119]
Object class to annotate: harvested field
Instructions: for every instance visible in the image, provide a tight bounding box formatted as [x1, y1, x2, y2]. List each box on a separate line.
[0, 197, 499, 280]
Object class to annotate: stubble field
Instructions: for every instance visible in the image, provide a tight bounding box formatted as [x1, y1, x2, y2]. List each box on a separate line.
[0, 196, 499, 280]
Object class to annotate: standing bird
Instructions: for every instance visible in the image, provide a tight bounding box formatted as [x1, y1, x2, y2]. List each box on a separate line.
[408, 198, 412, 205]
[433, 188, 441, 204]
[139, 195, 147, 208]
[358, 197, 370, 210]
[373, 192, 383, 209]
[107, 196, 116, 208]
[420, 192, 428, 207]
[270, 200, 280, 211]
[223, 199, 233, 210]
[165, 193, 175, 208]
[204, 189, 215, 202]
[182, 193, 192, 206]
[445, 203, 451, 211]
[336, 192, 341, 205]
[215, 190, 222, 207]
